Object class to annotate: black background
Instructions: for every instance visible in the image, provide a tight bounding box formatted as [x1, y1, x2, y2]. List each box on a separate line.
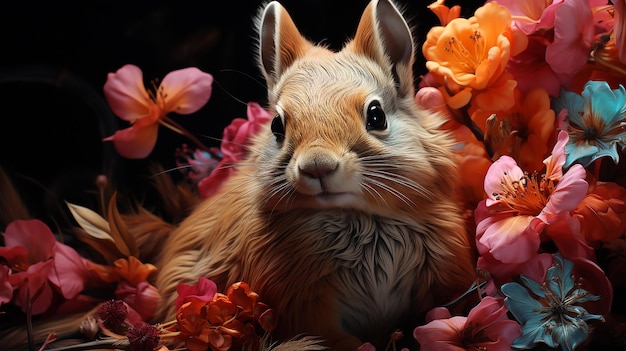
[0, 0, 482, 224]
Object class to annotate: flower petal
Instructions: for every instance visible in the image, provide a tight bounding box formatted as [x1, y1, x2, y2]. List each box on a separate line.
[160, 67, 213, 115]
[480, 215, 540, 264]
[103, 64, 153, 122]
[103, 118, 160, 159]
[3, 219, 56, 263]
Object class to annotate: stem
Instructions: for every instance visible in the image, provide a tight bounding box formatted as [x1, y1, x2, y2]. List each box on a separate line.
[442, 280, 489, 310]
[26, 283, 35, 351]
[161, 116, 216, 155]
[457, 106, 493, 159]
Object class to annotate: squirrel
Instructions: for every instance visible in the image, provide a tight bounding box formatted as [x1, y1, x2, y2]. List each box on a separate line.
[0, 1, 476, 350]
[152, 0, 477, 350]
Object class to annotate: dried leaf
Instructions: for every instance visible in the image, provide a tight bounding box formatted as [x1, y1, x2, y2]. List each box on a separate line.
[66, 201, 114, 242]
[107, 192, 138, 257]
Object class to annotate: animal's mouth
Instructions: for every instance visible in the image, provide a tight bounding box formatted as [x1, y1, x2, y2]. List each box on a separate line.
[300, 191, 361, 209]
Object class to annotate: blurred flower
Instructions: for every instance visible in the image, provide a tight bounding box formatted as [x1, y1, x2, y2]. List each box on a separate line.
[546, 0, 607, 81]
[115, 281, 161, 321]
[502, 254, 606, 351]
[491, 0, 563, 35]
[552, 80, 626, 168]
[428, 0, 461, 26]
[103, 64, 213, 159]
[413, 296, 521, 351]
[127, 321, 161, 351]
[113, 256, 157, 287]
[98, 299, 130, 332]
[176, 276, 218, 310]
[0, 219, 90, 315]
[422, 2, 527, 110]
[573, 180, 626, 243]
[475, 131, 588, 268]
[614, 0, 626, 64]
[472, 87, 557, 172]
[176, 144, 223, 184]
[198, 102, 272, 199]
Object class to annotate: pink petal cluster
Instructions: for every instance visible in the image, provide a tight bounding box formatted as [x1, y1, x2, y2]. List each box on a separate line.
[0, 219, 91, 315]
[474, 131, 589, 284]
[499, 0, 614, 95]
[414, 296, 521, 351]
[197, 102, 272, 199]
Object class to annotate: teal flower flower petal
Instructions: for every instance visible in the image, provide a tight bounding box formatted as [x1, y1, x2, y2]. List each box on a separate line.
[502, 254, 605, 351]
[551, 81, 626, 168]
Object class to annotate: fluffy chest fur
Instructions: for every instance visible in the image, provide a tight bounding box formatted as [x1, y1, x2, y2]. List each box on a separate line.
[240, 210, 432, 343]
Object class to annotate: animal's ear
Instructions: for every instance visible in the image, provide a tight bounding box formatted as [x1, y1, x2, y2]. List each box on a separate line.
[258, 1, 311, 90]
[352, 0, 415, 97]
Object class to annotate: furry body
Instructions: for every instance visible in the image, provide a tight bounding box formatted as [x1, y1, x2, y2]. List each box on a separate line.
[154, 1, 476, 349]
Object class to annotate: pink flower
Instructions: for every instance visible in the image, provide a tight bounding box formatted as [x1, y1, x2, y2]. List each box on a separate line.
[492, 0, 563, 35]
[103, 64, 213, 159]
[414, 296, 521, 351]
[0, 219, 90, 315]
[115, 281, 161, 321]
[175, 276, 218, 310]
[475, 131, 588, 267]
[546, 0, 604, 81]
[197, 102, 272, 199]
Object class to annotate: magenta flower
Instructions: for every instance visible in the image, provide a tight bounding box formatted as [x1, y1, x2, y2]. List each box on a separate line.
[175, 276, 218, 310]
[197, 102, 272, 199]
[0, 219, 90, 315]
[115, 281, 161, 321]
[546, 0, 605, 80]
[103, 64, 213, 159]
[414, 296, 521, 351]
[475, 131, 588, 268]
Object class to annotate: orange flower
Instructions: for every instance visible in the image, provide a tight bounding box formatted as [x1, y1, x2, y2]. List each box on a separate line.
[113, 256, 157, 286]
[573, 181, 626, 243]
[206, 293, 237, 325]
[472, 87, 556, 173]
[176, 300, 213, 351]
[422, 2, 527, 110]
[428, 0, 461, 25]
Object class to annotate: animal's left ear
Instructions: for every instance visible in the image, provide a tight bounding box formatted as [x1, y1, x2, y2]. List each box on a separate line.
[351, 0, 415, 97]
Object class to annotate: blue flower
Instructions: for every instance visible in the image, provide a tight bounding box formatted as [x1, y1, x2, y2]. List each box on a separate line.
[551, 80, 626, 168]
[501, 254, 605, 351]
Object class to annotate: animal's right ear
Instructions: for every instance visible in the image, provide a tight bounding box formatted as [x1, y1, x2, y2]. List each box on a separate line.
[258, 1, 311, 90]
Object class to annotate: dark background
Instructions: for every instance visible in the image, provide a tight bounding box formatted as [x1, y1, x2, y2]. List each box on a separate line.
[0, 0, 482, 224]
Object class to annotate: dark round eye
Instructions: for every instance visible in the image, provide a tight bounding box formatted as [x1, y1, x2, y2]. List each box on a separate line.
[271, 114, 285, 142]
[366, 100, 387, 131]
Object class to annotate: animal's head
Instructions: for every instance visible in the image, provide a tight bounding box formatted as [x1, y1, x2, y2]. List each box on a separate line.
[251, 0, 458, 217]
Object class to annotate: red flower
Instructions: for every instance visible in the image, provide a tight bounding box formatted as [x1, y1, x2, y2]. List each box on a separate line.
[0, 219, 90, 315]
[198, 102, 272, 198]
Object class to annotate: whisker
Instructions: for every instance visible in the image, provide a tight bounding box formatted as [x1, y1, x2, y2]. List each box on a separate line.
[212, 77, 249, 107]
[219, 69, 267, 90]
[362, 173, 416, 209]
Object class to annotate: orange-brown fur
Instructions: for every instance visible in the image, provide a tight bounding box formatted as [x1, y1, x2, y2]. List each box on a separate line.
[154, 1, 476, 350]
